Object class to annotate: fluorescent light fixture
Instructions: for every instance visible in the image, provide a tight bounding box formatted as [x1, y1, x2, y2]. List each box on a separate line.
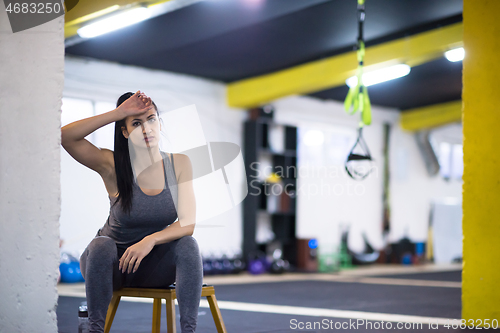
[444, 47, 465, 62]
[77, 7, 151, 38]
[346, 64, 411, 88]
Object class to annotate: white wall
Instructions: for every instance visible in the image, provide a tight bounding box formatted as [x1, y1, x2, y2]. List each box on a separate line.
[272, 95, 462, 254]
[272, 96, 398, 253]
[61, 56, 245, 258]
[389, 123, 463, 244]
[0, 8, 63, 333]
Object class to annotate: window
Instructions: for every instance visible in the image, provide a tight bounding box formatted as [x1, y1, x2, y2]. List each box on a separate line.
[436, 141, 463, 180]
[94, 102, 116, 150]
[61, 97, 115, 149]
[61, 97, 94, 141]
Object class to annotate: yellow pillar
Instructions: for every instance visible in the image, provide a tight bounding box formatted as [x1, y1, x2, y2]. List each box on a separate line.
[462, 0, 500, 323]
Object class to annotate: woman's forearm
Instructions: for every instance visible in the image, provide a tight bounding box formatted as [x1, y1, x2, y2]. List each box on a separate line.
[61, 108, 124, 145]
[145, 220, 195, 246]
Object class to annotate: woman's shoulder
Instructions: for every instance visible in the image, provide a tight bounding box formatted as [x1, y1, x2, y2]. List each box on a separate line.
[173, 152, 191, 159]
[170, 153, 192, 167]
[162, 152, 192, 177]
[161, 151, 189, 163]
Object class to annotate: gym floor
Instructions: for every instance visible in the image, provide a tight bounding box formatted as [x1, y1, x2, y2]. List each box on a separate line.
[57, 264, 472, 332]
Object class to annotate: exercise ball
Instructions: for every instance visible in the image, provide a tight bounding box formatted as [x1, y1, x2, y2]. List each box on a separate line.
[231, 259, 245, 274]
[221, 258, 233, 274]
[211, 259, 224, 275]
[248, 259, 266, 275]
[59, 262, 84, 283]
[270, 259, 286, 274]
[202, 259, 213, 276]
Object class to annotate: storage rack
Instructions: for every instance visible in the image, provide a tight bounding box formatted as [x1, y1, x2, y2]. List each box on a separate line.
[242, 108, 298, 267]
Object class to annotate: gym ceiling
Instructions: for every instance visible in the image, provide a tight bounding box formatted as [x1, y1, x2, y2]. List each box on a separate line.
[65, 0, 463, 111]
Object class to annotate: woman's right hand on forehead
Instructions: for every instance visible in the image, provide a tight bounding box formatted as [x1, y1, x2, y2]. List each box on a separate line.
[116, 91, 153, 118]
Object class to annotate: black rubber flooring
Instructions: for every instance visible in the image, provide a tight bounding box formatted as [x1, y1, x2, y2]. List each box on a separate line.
[56, 294, 474, 333]
[58, 295, 350, 333]
[57, 270, 475, 332]
[370, 270, 462, 282]
[208, 280, 460, 318]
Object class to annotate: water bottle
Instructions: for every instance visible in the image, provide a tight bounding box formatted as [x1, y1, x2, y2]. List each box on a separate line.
[78, 301, 89, 333]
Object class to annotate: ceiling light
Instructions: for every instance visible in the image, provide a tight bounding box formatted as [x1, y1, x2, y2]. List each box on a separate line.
[243, 0, 265, 8]
[444, 47, 465, 62]
[346, 64, 411, 88]
[77, 7, 151, 39]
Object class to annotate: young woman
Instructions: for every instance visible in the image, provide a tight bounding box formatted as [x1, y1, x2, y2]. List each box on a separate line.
[61, 91, 203, 333]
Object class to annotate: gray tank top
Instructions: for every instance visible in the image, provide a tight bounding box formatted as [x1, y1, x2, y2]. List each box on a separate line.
[97, 151, 178, 249]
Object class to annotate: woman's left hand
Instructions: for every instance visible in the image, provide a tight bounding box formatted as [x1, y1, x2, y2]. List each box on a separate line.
[119, 237, 156, 274]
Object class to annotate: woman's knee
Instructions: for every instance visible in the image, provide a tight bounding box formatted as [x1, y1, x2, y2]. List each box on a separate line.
[86, 236, 117, 261]
[80, 236, 117, 280]
[174, 235, 200, 259]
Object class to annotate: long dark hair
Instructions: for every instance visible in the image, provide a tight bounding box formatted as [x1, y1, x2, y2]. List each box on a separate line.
[113, 92, 158, 215]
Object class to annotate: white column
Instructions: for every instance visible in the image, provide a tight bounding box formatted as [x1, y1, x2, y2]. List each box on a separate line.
[0, 4, 64, 332]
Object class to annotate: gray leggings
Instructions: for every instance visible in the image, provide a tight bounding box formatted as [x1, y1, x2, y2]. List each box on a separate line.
[80, 235, 203, 333]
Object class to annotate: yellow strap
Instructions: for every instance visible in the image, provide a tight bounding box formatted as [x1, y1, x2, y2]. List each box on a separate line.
[344, 42, 372, 125]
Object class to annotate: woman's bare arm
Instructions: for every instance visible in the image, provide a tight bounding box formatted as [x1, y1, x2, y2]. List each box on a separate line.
[61, 108, 123, 176]
[144, 154, 196, 245]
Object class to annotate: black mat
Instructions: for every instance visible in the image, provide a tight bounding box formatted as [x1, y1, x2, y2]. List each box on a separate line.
[209, 280, 460, 319]
[370, 270, 462, 282]
[57, 277, 466, 332]
[56, 295, 343, 333]
[57, 295, 473, 333]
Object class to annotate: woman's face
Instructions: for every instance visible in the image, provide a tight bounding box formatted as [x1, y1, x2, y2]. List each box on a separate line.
[121, 107, 161, 148]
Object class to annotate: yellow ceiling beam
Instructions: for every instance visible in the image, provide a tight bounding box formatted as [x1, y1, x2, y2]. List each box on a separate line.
[64, 0, 171, 39]
[227, 22, 463, 108]
[400, 100, 462, 131]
